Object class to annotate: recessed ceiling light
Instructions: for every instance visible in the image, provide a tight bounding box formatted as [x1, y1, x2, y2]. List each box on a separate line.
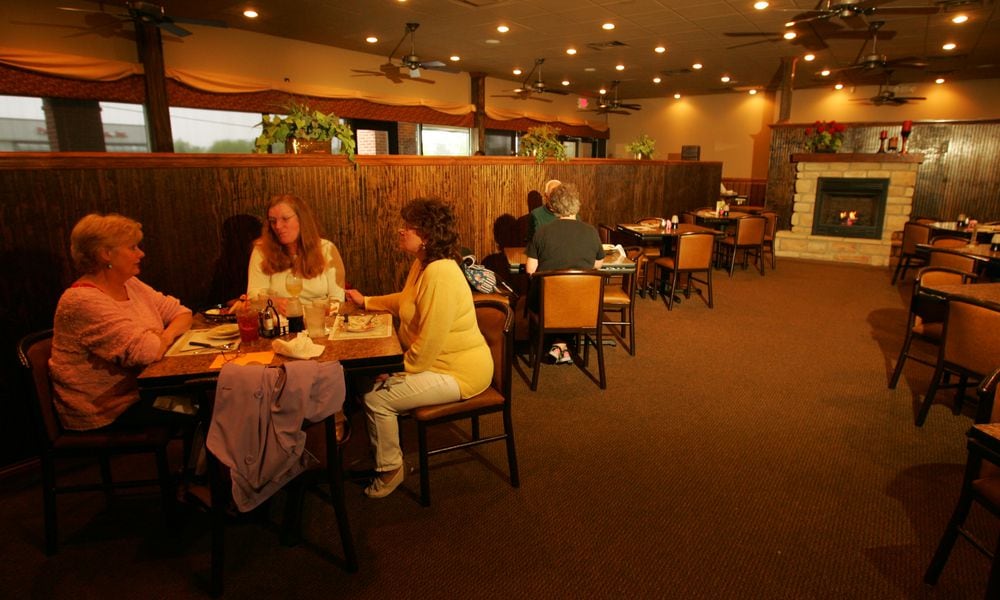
[785, 21, 796, 28]
[602, 23, 615, 30]
[562, 80, 570, 86]
[754, 1, 769, 10]
[653, 76, 662, 83]
[485, 39, 500, 45]
[803, 54, 815, 61]
[942, 42, 957, 51]
[615, 64, 625, 71]
[654, 46, 666, 54]
[584, 67, 596, 72]
[951, 15, 968, 24]
[450, 55, 460, 62]
[749, 89, 758, 95]
[783, 31, 797, 40]
[935, 77, 945, 84]
[243, 9, 259, 18]
[497, 25, 509, 33]
[820, 69, 831, 77]
[566, 48, 577, 55]
[692, 63, 703, 70]
[512, 68, 522, 75]
[673, 93, 682, 99]
[599, 88, 607, 95]
[721, 75, 731, 83]
[365, 36, 378, 44]
[834, 83, 844, 90]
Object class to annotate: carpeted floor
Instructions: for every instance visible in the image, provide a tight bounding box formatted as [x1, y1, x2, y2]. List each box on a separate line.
[0, 258, 994, 599]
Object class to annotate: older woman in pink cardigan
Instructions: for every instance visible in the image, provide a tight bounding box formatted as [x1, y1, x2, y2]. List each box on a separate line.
[49, 214, 192, 431]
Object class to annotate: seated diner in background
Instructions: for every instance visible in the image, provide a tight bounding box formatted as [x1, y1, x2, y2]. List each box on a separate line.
[525, 183, 604, 364]
[345, 198, 492, 499]
[49, 213, 192, 431]
[247, 194, 346, 314]
[525, 179, 564, 243]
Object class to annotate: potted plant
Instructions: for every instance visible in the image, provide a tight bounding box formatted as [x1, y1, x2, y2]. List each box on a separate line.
[254, 101, 356, 162]
[804, 120, 846, 153]
[518, 125, 567, 163]
[625, 134, 656, 159]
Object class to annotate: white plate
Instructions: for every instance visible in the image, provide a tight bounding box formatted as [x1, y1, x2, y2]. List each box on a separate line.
[207, 324, 240, 339]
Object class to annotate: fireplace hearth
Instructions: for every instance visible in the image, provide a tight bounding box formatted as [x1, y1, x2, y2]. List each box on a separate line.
[811, 177, 889, 239]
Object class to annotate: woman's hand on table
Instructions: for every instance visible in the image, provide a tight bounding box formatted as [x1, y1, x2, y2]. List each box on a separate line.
[346, 289, 365, 307]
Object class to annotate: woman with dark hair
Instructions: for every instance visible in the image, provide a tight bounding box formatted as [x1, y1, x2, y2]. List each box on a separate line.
[247, 194, 345, 313]
[346, 198, 492, 498]
[49, 213, 192, 430]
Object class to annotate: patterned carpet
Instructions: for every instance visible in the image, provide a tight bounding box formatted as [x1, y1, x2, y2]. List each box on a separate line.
[0, 258, 993, 598]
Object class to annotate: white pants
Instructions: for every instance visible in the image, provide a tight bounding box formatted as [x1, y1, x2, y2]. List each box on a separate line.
[364, 371, 461, 472]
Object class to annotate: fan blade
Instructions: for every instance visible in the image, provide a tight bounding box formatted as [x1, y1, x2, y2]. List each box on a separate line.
[874, 7, 940, 16]
[724, 32, 784, 37]
[842, 14, 869, 30]
[156, 19, 191, 37]
[727, 38, 780, 50]
[541, 88, 570, 96]
[620, 103, 642, 111]
[169, 16, 228, 29]
[419, 60, 446, 69]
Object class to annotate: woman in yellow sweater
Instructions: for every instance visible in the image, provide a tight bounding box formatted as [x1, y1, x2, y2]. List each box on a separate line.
[346, 198, 492, 498]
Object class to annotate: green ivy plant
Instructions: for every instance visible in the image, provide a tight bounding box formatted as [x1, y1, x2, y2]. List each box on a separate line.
[254, 101, 356, 162]
[625, 134, 656, 159]
[518, 125, 568, 163]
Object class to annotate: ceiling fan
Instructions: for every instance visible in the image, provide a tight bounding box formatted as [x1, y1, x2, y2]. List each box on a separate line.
[495, 58, 570, 101]
[767, 0, 940, 30]
[725, 14, 895, 51]
[821, 21, 927, 76]
[581, 81, 641, 115]
[351, 22, 456, 84]
[57, 1, 227, 37]
[851, 72, 927, 105]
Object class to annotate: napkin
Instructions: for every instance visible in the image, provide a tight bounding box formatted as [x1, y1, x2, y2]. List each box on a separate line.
[272, 332, 325, 359]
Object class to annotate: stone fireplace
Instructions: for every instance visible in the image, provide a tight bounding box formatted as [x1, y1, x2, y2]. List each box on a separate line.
[775, 153, 923, 266]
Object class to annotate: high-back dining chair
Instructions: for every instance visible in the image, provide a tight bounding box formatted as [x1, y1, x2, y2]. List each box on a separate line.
[891, 221, 932, 285]
[652, 231, 715, 311]
[888, 267, 974, 392]
[601, 246, 642, 355]
[525, 270, 606, 390]
[16, 329, 176, 556]
[916, 295, 1000, 427]
[931, 236, 970, 249]
[928, 248, 978, 277]
[761, 210, 778, 269]
[409, 299, 519, 506]
[719, 215, 766, 277]
[924, 367, 1000, 595]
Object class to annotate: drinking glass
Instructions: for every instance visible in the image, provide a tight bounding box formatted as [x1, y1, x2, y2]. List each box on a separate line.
[303, 297, 329, 338]
[285, 274, 303, 297]
[236, 306, 260, 343]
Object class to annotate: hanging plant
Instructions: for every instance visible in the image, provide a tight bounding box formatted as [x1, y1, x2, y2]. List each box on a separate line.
[518, 125, 568, 163]
[254, 101, 356, 162]
[625, 134, 656, 159]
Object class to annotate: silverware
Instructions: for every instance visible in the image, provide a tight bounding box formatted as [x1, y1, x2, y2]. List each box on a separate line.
[179, 341, 236, 353]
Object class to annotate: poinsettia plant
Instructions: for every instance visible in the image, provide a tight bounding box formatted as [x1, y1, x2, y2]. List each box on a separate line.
[804, 120, 846, 152]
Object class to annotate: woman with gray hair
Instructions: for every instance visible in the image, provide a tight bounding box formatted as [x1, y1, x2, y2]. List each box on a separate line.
[525, 183, 604, 363]
[49, 213, 192, 431]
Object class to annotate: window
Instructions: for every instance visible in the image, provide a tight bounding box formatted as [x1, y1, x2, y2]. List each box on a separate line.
[100, 102, 149, 152]
[169, 107, 262, 153]
[0, 95, 49, 151]
[420, 125, 470, 156]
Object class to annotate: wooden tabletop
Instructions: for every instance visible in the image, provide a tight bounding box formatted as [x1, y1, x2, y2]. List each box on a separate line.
[922, 283, 1000, 311]
[503, 246, 636, 273]
[616, 222, 720, 243]
[917, 242, 1000, 266]
[138, 314, 404, 398]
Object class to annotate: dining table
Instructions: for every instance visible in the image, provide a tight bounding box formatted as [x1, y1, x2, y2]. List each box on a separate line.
[916, 242, 1000, 280]
[615, 222, 721, 245]
[927, 221, 1000, 243]
[921, 282, 1000, 311]
[503, 246, 637, 274]
[138, 312, 405, 403]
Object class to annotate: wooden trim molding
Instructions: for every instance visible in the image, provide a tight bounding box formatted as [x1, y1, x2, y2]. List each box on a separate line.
[790, 153, 924, 164]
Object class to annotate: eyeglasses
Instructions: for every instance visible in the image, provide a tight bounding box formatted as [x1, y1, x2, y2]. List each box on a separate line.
[219, 346, 245, 364]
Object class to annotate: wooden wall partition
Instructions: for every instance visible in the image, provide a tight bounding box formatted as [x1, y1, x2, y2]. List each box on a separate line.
[765, 120, 1000, 230]
[0, 153, 720, 467]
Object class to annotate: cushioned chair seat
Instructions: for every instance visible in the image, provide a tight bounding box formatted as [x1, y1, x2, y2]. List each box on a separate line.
[411, 388, 505, 421]
[602, 288, 630, 304]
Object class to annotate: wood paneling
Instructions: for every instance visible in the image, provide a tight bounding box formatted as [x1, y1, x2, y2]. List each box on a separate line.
[766, 120, 1000, 230]
[0, 153, 719, 466]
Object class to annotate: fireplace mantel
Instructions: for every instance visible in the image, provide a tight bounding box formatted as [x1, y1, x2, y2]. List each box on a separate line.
[790, 153, 924, 164]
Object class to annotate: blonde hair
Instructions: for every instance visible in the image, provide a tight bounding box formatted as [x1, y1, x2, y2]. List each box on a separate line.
[70, 213, 143, 274]
[255, 194, 327, 278]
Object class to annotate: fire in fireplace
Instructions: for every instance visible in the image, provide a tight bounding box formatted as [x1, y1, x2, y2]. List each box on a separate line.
[812, 177, 889, 239]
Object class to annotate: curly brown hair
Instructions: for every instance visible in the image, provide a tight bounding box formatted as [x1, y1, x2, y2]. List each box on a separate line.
[255, 194, 327, 278]
[401, 198, 461, 268]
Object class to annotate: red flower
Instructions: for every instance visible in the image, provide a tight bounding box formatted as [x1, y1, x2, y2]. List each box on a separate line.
[805, 128, 813, 136]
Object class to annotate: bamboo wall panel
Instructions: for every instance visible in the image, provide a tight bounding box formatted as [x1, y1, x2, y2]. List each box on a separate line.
[767, 120, 1000, 229]
[0, 153, 720, 465]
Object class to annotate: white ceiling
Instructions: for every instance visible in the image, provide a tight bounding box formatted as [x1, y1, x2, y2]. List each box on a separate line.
[50, 0, 1000, 99]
